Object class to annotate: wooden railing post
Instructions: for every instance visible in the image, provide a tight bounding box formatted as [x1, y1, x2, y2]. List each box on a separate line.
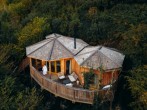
[73, 89, 75, 103]
[55, 82, 57, 97]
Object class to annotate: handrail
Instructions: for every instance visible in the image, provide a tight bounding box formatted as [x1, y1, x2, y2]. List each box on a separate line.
[30, 66, 96, 104]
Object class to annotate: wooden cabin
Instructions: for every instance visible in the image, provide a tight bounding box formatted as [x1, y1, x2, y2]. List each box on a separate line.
[26, 33, 125, 104]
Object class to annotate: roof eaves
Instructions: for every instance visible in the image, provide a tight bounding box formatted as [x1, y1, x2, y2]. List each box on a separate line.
[26, 38, 53, 49]
[103, 46, 124, 55]
[27, 39, 54, 56]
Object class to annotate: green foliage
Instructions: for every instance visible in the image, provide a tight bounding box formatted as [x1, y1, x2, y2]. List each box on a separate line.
[126, 66, 147, 110]
[0, 76, 43, 110]
[15, 88, 43, 110]
[0, 45, 43, 110]
[18, 17, 46, 48]
[8, 0, 34, 16]
[92, 93, 110, 110]
[119, 24, 147, 66]
[92, 93, 102, 110]
[0, 45, 13, 77]
[0, 77, 15, 110]
[83, 69, 95, 89]
[0, 0, 146, 109]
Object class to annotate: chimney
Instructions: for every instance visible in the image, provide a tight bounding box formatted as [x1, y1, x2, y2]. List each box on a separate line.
[74, 36, 76, 49]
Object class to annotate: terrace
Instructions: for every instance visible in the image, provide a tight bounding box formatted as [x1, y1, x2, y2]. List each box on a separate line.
[30, 65, 97, 104]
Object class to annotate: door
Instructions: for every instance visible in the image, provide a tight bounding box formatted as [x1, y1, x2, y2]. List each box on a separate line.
[66, 60, 71, 75]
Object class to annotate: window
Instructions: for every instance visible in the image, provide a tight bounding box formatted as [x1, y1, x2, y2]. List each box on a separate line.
[47, 62, 50, 71]
[36, 59, 42, 67]
[36, 59, 42, 71]
[32, 58, 36, 67]
[51, 62, 55, 72]
[31, 58, 42, 70]
[56, 61, 61, 73]
[50, 61, 61, 73]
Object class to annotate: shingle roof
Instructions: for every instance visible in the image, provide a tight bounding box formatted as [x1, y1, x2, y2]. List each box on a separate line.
[27, 40, 54, 60]
[57, 35, 88, 55]
[74, 46, 100, 65]
[26, 33, 87, 60]
[26, 38, 54, 55]
[74, 46, 125, 70]
[26, 33, 125, 70]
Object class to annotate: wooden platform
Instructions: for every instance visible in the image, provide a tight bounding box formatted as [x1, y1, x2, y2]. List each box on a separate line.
[30, 66, 97, 104]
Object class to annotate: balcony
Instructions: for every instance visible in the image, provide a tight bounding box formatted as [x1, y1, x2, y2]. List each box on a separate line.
[30, 66, 98, 104]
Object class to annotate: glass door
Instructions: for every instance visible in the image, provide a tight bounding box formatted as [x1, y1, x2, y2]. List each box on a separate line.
[66, 60, 71, 75]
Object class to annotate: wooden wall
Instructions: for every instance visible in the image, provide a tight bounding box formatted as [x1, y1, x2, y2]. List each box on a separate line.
[71, 59, 84, 85]
[42, 60, 46, 66]
[60, 59, 65, 74]
[71, 58, 120, 86]
[29, 57, 120, 86]
[101, 71, 119, 85]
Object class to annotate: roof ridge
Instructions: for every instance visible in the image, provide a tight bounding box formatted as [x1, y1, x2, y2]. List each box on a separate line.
[75, 49, 97, 56]
[79, 48, 121, 69]
[56, 39, 74, 56]
[74, 45, 89, 56]
[80, 50, 97, 66]
[46, 33, 61, 39]
[48, 39, 56, 60]
[58, 36, 88, 55]
[98, 49, 120, 67]
[76, 46, 100, 56]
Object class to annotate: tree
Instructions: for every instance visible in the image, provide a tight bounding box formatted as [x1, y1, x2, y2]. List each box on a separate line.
[126, 66, 147, 110]
[119, 24, 147, 67]
[18, 17, 46, 48]
[0, 45, 43, 110]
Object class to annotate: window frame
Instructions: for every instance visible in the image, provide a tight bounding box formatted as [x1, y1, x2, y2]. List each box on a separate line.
[50, 60, 61, 74]
[56, 61, 61, 73]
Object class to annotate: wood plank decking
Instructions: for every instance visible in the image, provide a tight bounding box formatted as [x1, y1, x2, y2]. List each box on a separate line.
[30, 66, 97, 104]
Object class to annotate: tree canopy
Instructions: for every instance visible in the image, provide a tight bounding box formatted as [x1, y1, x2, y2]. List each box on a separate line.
[0, 0, 146, 109]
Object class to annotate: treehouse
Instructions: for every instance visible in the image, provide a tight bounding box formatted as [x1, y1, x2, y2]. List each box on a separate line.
[26, 33, 125, 104]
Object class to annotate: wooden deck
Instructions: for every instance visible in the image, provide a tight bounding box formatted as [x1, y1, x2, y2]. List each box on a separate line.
[30, 66, 97, 104]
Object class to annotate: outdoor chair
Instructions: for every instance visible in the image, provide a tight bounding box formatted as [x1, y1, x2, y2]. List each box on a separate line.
[65, 83, 73, 87]
[68, 72, 78, 82]
[58, 72, 65, 80]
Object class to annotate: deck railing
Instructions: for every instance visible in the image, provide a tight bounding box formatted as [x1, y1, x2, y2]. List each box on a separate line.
[30, 66, 96, 104]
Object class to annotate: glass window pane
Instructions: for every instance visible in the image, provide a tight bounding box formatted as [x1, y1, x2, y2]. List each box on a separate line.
[47, 62, 50, 71]
[36, 59, 42, 71]
[32, 58, 36, 67]
[36, 59, 42, 67]
[56, 61, 61, 73]
[51, 62, 55, 72]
